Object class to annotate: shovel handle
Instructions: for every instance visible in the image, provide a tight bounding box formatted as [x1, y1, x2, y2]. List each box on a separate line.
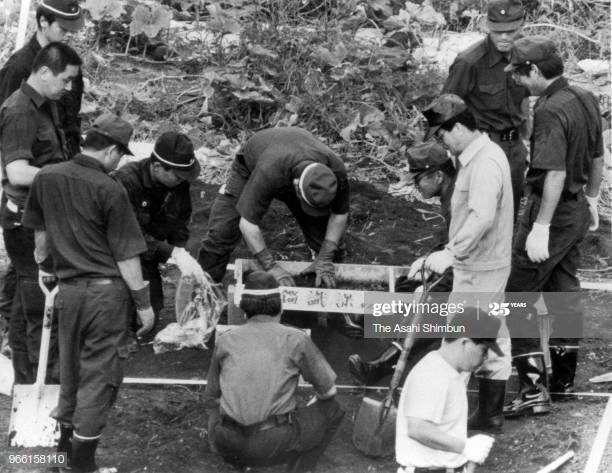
[34, 273, 59, 386]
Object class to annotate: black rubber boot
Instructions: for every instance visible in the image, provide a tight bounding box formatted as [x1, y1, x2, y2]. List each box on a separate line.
[503, 353, 551, 418]
[468, 379, 506, 433]
[12, 350, 34, 384]
[70, 437, 99, 473]
[348, 342, 401, 385]
[330, 313, 364, 338]
[549, 346, 578, 401]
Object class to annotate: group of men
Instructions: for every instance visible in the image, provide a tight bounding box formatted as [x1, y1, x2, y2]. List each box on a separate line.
[0, 0, 606, 472]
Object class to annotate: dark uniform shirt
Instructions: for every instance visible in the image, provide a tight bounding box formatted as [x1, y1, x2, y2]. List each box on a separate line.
[0, 82, 68, 218]
[0, 34, 83, 158]
[526, 77, 603, 195]
[204, 316, 336, 426]
[112, 158, 192, 264]
[236, 127, 350, 225]
[443, 36, 528, 132]
[22, 154, 147, 280]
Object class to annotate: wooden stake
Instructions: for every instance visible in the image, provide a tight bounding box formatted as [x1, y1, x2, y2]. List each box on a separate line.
[534, 451, 574, 473]
[584, 396, 612, 473]
[15, 0, 31, 51]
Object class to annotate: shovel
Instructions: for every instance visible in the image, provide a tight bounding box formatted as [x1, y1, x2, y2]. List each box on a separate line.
[352, 268, 448, 457]
[8, 274, 60, 447]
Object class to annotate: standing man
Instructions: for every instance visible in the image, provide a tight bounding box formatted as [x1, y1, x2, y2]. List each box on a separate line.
[396, 310, 502, 473]
[113, 132, 204, 334]
[0, 0, 84, 156]
[502, 37, 604, 417]
[421, 94, 514, 433]
[0, 42, 81, 384]
[198, 127, 350, 288]
[348, 142, 456, 385]
[205, 271, 344, 472]
[443, 0, 529, 219]
[23, 113, 155, 473]
[0, 0, 84, 360]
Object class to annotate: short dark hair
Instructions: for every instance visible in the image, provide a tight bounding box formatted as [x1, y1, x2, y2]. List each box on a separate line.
[35, 6, 56, 29]
[83, 130, 118, 151]
[239, 293, 282, 318]
[535, 55, 564, 79]
[440, 109, 478, 133]
[32, 42, 82, 75]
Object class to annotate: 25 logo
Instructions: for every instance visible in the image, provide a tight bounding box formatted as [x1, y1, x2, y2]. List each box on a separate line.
[488, 302, 510, 316]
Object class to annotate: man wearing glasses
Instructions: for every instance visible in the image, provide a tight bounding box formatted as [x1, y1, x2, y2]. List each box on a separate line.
[421, 94, 514, 434]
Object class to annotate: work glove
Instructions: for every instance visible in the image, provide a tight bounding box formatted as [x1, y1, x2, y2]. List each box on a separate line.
[525, 222, 550, 263]
[424, 249, 454, 275]
[172, 247, 205, 283]
[301, 239, 337, 288]
[407, 256, 431, 281]
[136, 306, 155, 338]
[255, 248, 295, 287]
[463, 434, 495, 464]
[586, 194, 599, 232]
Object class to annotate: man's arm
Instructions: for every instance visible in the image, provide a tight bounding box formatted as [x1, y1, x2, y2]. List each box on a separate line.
[407, 417, 464, 453]
[6, 159, 40, 187]
[535, 170, 565, 225]
[239, 217, 266, 254]
[324, 212, 348, 244]
[586, 155, 604, 198]
[116, 256, 155, 337]
[442, 58, 473, 97]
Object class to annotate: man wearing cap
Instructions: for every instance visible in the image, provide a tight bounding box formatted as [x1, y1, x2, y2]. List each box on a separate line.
[442, 0, 529, 219]
[502, 37, 604, 417]
[0, 42, 81, 384]
[348, 142, 456, 386]
[0, 0, 84, 157]
[421, 93, 514, 433]
[23, 113, 155, 473]
[113, 132, 204, 333]
[198, 127, 350, 288]
[205, 270, 344, 472]
[396, 309, 501, 473]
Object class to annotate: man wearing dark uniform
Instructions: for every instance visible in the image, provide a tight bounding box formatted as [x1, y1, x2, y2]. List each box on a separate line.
[0, 42, 81, 384]
[23, 113, 155, 473]
[113, 132, 203, 334]
[205, 271, 344, 472]
[443, 0, 529, 220]
[502, 37, 604, 417]
[198, 127, 350, 288]
[348, 142, 455, 385]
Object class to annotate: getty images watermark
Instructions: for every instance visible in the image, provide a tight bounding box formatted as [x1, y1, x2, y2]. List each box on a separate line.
[362, 292, 590, 339]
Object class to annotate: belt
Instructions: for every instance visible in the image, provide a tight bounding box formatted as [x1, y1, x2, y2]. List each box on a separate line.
[221, 413, 293, 435]
[61, 277, 119, 286]
[399, 466, 466, 473]
[484, 127, 519, 142]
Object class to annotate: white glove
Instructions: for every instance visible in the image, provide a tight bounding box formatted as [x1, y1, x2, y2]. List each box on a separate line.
[172, 247, 205, 283]
[586, 194, 599, 232]
[525, 222, 550, 263]
[463, 434, 495, 464]
[407, 256, 430, 281]
[424, 249, 454, 275]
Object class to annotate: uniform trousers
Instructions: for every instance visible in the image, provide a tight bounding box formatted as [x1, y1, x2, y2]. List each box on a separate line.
[489, 133, 527, 221]
[55, 278, 129, 438]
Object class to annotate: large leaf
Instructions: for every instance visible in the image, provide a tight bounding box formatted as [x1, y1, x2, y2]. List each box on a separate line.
[130, 4, 172, 39]
[83, 0, 124, 21]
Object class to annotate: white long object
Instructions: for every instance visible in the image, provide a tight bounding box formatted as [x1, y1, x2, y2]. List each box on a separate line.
[583, 396, 612, 473]
[15, 0, 31, 51]
[534, 451, 574, 473]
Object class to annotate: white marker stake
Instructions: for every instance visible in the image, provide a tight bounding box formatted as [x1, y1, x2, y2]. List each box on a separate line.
[584, 396, 612, 473]
[15, 0, 31, 51]
[534, 451, 574, 473]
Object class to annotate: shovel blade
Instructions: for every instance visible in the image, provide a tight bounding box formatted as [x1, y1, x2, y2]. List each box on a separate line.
[352, 397, 397, 458]
[8, 384, 60, 447]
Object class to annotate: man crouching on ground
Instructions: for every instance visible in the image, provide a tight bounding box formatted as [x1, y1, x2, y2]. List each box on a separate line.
[204, 271, 344, 472]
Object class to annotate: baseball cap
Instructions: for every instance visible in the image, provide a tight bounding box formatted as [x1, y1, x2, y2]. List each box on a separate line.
[39, 0, 84, 33]
[406, 142, 452, 183]
[151, 132, 200, 182]
[297, 163, 337, 217]
[447, 308, 504, 357]
[89, 113, 134, 155]
[504, 36, 558, 72]
[486, 0, 525, 32]
[422, 94, 468, 141]
[239, 271, 282, 317]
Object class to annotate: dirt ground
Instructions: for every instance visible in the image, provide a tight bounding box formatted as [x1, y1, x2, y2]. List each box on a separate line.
[1, 179, 612, 473]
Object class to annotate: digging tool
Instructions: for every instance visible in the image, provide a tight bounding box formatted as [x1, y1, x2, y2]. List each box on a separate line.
[8, 275, 60, 447]
[352, 268, 448, 457]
